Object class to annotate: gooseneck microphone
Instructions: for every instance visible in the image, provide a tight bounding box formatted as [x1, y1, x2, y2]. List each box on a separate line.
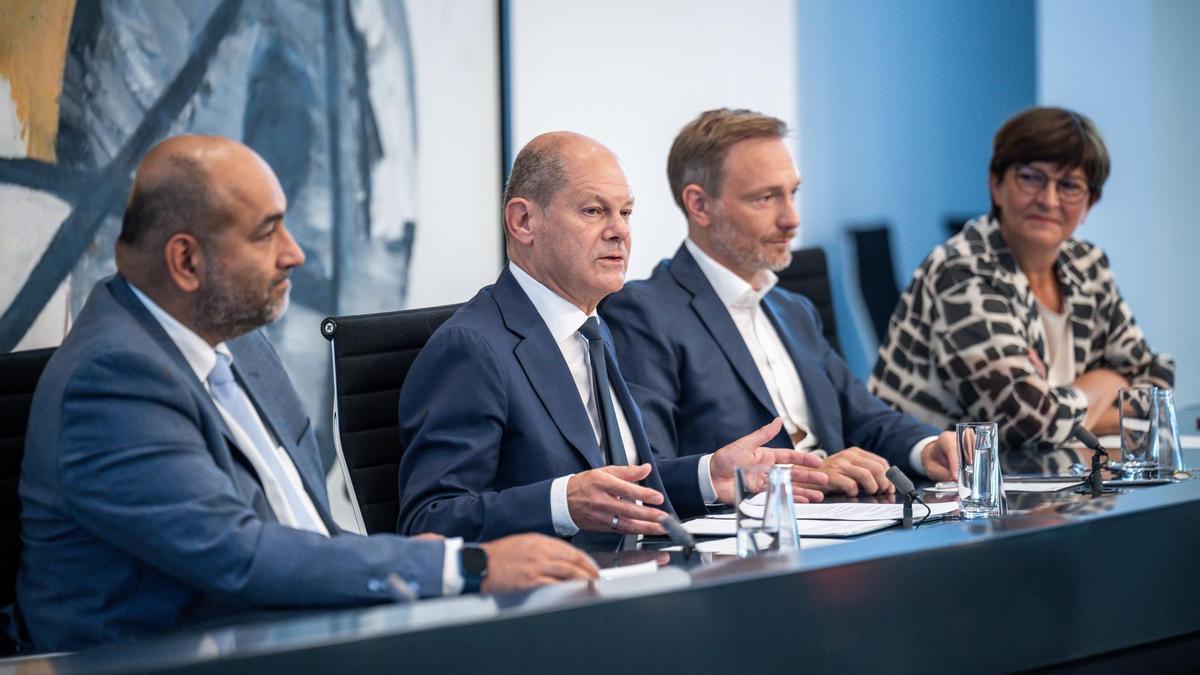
[886, 466, 928, 528]
[1070, 424, 1109, 497]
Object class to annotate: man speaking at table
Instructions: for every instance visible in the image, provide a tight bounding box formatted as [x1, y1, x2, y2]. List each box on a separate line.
[17, 135, 596, 653]
[600, 109, 958, 492]
[397, 132, 826, 547]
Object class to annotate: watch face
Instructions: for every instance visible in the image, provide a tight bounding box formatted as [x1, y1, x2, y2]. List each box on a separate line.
[462, 546, 488, 577]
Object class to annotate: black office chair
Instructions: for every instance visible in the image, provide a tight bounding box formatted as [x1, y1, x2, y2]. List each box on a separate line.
[320, 304, 462, 535]
[848, 225, 901, 344]
[0, 347, 55, 656]
[776, 247, 842, 355]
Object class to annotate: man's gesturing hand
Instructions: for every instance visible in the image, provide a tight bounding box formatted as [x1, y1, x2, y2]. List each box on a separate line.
[709, 418, 828, 504]
[479, 534, 598, 593]
[567, 464, 668, 535]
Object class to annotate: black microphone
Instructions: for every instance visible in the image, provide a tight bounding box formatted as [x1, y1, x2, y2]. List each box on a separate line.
[1071, 424, 1108, 497]
[1071, 425, 1103, 452]
[658, 515, 697, 555]
[886, 466, 918, 498]
[886, 466, 920, 529]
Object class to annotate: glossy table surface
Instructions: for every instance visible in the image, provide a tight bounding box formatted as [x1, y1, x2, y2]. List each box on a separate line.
[6, 446, 1200, 674]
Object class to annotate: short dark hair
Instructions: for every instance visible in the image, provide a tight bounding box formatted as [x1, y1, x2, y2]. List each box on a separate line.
[118, 155, 228, 250]
[503, 142, 568, 211]
[989, 106, 1110, 219]
[667, 108, 789, 213]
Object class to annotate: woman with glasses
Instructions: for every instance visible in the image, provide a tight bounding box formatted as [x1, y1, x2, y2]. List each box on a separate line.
[869, 107, 1173, 449]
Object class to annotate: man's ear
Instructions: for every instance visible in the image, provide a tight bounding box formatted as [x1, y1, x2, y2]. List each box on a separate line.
[682, 184, 712, 228]
[163, 233, 206, 293]
[504, 198, 537, 245]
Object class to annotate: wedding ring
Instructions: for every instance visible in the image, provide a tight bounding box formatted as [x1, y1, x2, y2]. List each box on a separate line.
[610, 515, 619, 530]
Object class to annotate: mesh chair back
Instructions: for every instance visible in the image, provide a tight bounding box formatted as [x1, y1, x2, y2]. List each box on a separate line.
[0, 348, 55, 610]
[320, 304, 461, 534]
[776, 247, 842, 355]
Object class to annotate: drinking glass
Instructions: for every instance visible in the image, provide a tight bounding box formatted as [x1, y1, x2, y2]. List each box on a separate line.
[734, 465, 767, 558]
[956, 422, 1002, 518]
[1153, 388, 1184, 475]
[1120, 386, 1157, 478]
[734, 464, 801, 557]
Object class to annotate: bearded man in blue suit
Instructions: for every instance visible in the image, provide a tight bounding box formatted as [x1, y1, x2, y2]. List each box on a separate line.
[397, 132, 826, 549]
[601, 109, 959, 494]
[17, 135, 595, 653]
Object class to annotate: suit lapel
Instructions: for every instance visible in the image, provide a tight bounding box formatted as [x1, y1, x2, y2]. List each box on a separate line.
[229, 344, 340, 533]
[668, 247, 777, 416]
[761, 293, 840, 448]
[495, 267, 606, 469]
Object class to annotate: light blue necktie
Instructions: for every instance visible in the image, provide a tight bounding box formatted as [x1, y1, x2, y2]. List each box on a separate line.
[208, 352, 324, 532]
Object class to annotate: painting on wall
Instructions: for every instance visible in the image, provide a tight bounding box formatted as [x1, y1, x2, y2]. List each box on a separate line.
[0, 0, 480, 469]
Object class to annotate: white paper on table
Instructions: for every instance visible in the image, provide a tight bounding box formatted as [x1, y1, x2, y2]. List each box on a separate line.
[1003, 480, 1082, 493]
[739, 493, 959, 521]
[597, 559, 659, 581]
[661, 534, 847, 554]
[682, 516, 898, 538]
[1181, 434, 1200, 450]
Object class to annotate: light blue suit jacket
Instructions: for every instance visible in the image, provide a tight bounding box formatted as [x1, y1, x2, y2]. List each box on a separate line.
[18, 276, 446, 652]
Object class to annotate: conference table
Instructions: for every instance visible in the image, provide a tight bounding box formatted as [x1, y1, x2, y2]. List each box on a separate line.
[6, 446, 1200, 674]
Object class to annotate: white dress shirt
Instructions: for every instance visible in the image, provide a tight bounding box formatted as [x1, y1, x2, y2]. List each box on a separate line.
[509, 264, 718, 536]
[685, 240, 936, 475]
[128, 284, 464, 594]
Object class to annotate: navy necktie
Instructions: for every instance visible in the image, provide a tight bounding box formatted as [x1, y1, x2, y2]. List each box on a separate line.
[577, 317, 628, 467]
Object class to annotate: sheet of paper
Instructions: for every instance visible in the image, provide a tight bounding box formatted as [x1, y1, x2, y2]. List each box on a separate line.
[682, 516, 898, 538]
[739, 493, 958, 521]
[598, 559, 658, 581]
[1003, 480, 1082, 492]
[1181, 434, 1200, 450]
[662, 534, 847, 554]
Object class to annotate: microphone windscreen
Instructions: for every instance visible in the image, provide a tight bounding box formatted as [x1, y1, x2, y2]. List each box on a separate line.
[886, 465, 917, 497]
[1071, 425, 1102, 451]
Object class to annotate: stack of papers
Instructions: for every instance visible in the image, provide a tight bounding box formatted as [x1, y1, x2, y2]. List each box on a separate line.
[739, 493, 959, 521]
[682, 517, 897, 538]
[662, 534, 846, 554]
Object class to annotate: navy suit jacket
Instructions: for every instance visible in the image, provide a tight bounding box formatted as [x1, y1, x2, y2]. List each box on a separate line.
[18, 276, 446, 653]
[396, 266, 705, 545]
[601, 245, 939, 468]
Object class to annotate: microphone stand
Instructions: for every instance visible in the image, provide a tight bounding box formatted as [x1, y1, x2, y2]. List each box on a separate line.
[1088, 444, 1108, 498]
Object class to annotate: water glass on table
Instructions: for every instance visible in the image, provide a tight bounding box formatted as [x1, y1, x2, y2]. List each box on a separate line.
[1120, 386, 1184, 478]
[956, 422, 1002, 519]
[734, 464, 801, 557]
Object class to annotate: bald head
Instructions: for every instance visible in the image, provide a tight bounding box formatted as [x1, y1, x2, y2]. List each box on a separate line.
[115, 135, 301, 344]
[117, 136, 274, 269]
[503, 132, 619, 210]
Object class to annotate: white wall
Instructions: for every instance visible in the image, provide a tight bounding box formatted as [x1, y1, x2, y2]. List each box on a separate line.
[1038, 0, 1200, 406]
[404, 0, 504, 309]
[507, 0, 799, 280]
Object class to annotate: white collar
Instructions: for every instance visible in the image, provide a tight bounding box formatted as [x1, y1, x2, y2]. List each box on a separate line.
[684, 238, 777, 309]
[126, 281, 232, 383]
[508, 262, 596, 343]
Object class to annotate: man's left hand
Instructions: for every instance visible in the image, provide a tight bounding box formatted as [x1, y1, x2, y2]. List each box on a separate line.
[709, 418, 828, 504]
[920, 431, 958, 482]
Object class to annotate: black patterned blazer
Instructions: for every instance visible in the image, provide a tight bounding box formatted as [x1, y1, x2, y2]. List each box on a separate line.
[869, 216, 1173, 448]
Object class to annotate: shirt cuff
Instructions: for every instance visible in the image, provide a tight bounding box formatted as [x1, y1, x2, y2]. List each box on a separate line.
[442, 537, 464, 596]
[550, 474, 580, 536]
[908, 436, 940, 477]
[697, 453, 720, 504]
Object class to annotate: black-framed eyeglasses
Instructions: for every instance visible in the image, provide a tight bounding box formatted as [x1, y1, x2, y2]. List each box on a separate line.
[1012, 165, 1090, 204]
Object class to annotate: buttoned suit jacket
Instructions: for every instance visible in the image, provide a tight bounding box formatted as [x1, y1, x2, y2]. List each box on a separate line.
[396, 266, 706, 545]
[18, 276, 445, 652]
[601, 245, 940, 468]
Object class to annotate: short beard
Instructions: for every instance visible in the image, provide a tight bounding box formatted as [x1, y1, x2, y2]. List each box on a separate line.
[191, 265, 286, 343]
[709, 218, 793, 276]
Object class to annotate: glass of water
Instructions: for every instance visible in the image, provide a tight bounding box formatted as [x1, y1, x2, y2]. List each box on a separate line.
[957, 422, 1001, 519]
[734, 464, 801, 557]
[1120, 386, 1158, 478]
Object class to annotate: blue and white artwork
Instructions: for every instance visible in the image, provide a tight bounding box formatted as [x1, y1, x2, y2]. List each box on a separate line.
[0, 0, 427, 466]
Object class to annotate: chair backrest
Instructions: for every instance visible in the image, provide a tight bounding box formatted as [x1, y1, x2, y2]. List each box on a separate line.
[776, 247, 842, 355]
[848, 225, 901, 343]
[0, 348, 55, 612]
[320, 304, 462, 535]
